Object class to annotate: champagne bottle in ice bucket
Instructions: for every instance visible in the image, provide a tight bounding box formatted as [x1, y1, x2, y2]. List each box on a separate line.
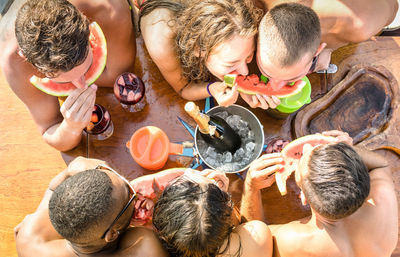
[184, 102, 241, 153]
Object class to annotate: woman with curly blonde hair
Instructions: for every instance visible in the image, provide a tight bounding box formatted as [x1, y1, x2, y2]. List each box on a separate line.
[139, 0, 277, 107]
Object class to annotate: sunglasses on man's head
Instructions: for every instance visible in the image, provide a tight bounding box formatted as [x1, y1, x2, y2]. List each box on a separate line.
[95, 164, 136, 239]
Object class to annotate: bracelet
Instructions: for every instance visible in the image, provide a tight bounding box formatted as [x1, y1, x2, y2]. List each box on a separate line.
[206, 82, 214, 97]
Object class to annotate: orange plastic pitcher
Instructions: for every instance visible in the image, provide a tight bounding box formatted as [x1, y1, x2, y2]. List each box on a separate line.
[126, 126, 184, 170]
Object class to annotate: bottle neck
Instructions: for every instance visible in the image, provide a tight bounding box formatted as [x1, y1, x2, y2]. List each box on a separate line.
[184, 102, 210, 134]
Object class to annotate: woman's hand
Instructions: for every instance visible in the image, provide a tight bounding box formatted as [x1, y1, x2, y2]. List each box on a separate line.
[209, 82, 239, 107]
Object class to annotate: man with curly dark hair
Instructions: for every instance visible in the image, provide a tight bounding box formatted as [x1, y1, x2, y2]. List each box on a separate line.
[14, 157, 168, 257]
[0, 0, 137, 151]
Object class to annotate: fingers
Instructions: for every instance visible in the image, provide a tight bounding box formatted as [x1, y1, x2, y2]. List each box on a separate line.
[207, 172, 229, 191]
[321, 130, 353, 145]
[240, 92, 281, 110]
[271, 95, 281, 106]
[214, 84, 239, 107]
[321, 130, 345, 137]
[249, 153, 283, 176]
[61, 85, 97, 127]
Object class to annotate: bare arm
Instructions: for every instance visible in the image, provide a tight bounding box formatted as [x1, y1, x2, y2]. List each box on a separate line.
[130, 168, 186, 198]
[353, 146, 389, 172]
[0, 47, 96, 151]
[140, 9, 213, 100]
[231, 221, 273, 257]
[241, 154, 283, 222]
[312, 0, 398, 49]
[321, 131, 389, 172]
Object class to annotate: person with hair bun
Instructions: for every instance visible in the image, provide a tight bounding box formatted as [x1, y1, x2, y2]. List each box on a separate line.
[153, 168, 273, 257]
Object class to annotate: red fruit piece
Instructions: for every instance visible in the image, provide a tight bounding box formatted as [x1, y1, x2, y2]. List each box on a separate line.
[247, 74, 260, 85]
[91, 113, 99, 123]
[86, 122, 95, 131]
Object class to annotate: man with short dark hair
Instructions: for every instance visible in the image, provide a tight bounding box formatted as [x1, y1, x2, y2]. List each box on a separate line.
[14, 157, 168, 257]
[241, 130, 398, 257]
[0, 0, 137, 151]
[246, 1, 398, 109]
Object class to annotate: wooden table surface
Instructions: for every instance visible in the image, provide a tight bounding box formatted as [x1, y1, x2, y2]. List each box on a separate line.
[1, 36, 400, 256]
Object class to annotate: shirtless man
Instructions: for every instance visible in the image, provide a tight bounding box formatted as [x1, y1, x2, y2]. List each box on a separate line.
[14, 156, 168, 257]
[241, 130, 398, 257]
[251, 1, 398, 107]
[0, 0, 136, 151]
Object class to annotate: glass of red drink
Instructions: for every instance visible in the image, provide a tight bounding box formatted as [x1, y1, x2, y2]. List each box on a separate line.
[84, 104, 114, 140]
[114, 72, 146, 112]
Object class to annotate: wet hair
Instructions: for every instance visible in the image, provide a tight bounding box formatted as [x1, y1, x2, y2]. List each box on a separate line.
[49, 170, 113, 243]
[15, 0, 90, 77]
[258, 3, 321, 66]
[140, 0, 262, 82]
[153, 176, 239, 257]
[302, 143, 370, 220]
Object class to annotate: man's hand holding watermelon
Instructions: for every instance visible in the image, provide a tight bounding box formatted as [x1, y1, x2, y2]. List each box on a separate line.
[223, 74, 307, 110]
[240, 153, 283, 221]
[239, 90, 281, 110]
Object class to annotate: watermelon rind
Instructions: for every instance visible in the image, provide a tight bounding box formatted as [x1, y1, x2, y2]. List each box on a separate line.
[30, 77, 77, 97]
[281, 134, 337, 158]
[223, 74, 307, 98]
[29, 22, 107, 97]
[275, 172, 287, 196]
[85, 22, 107, 85]
[223, 74, 237, 87]
[275, 134, 337, 196]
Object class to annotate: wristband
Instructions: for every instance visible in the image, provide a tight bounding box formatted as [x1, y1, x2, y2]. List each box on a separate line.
[206, 82, 214, 97]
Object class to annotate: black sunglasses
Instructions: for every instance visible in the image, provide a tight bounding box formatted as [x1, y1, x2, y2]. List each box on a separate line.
[308, 55, 319, 74]
[95, 164, 136, 239]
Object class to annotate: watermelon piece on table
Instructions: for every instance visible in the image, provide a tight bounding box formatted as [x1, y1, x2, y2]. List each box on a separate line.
[276, 134, 337, 196]
[30, 22, 107, 96]
[224, 74, 306, 98]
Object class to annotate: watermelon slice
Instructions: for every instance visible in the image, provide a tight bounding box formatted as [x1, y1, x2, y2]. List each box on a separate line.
[30, 22, 107, 96]
[224, 74, 306, 98]
[276, 134, 337, 196]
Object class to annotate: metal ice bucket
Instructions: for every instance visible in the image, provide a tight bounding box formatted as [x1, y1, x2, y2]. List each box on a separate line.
[194, 104, 264, 173]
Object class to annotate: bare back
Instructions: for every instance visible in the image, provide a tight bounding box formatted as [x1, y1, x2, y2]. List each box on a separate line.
[219, 220, 273, 257]
[259, 0, 398, 49]
[270, 166, 398, 257]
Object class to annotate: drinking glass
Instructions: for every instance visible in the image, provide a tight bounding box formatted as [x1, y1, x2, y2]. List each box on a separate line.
[114, 72, 146, 112]
[84, 104, 114, 140]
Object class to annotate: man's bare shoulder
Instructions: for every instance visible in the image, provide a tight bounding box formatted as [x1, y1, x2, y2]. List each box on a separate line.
[269, 218, 321, 257]
[16, 210, 75, 257]
[116, 227, 168, 257]
[226, 220, 273, 257]
[69, 0, 130, 24]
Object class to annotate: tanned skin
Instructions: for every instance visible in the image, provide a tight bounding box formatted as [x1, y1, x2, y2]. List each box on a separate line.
[241, 130, 398, 257]
[0, 0, 137, 151]
[255, 0, 398, 71]
[14, 156, 168, 257]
